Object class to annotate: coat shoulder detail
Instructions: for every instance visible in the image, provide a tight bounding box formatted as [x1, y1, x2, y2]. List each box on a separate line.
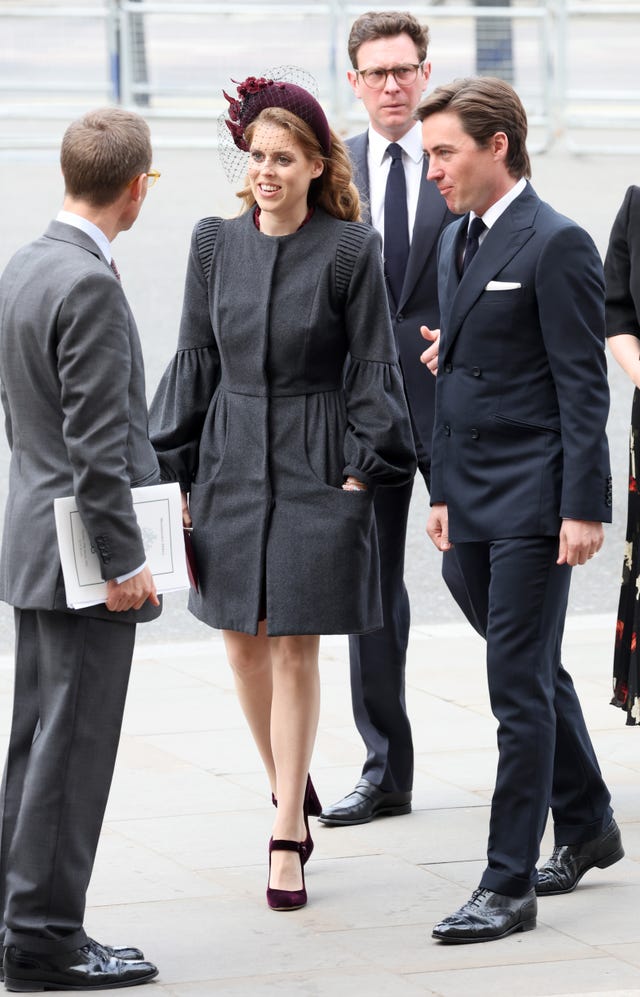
[194, 216, 224, 282]
[335, 221, 374, 301]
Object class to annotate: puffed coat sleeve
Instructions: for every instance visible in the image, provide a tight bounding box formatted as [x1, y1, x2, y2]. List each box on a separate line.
[339, 225, 417, 487]
[149, 218, 222, 488]
[604, 185, 640, 337]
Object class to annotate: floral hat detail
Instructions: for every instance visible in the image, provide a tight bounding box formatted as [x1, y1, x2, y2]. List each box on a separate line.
[217, 66, 331, 182]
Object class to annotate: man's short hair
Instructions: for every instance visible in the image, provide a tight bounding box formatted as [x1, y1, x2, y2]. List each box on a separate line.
[60, 107, 152, 207]
[347, 10, 429, 68]
[415, 76, 532, 180]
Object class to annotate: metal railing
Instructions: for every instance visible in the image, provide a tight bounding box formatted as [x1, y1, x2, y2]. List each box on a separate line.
[0, 0, 638, 152]
[556, 1, 640, 153]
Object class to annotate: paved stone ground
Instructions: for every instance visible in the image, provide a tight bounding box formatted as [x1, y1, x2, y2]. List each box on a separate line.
[0, 617, 635, 996]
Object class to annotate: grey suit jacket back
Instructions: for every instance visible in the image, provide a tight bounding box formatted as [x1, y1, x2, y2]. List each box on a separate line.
[347, 131, 457, 464]
[0, 221, 161, 622]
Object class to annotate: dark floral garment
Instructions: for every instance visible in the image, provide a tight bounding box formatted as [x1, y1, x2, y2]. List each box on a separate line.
[612, 389, 640, 725]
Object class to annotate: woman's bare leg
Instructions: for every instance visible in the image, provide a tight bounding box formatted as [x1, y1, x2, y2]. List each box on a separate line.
[223, 622, 276, 796]
[223, 627, 321, 894]
[268, 634, 321, 891]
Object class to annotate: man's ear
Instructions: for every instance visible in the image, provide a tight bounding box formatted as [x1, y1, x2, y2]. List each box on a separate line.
[347, 70, 360, 99]
[129, 173, 147, 202]
[492, 132, 509, 162]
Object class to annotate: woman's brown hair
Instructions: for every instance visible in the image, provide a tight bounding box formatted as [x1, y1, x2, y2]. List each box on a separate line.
[236, 106, 361, 222]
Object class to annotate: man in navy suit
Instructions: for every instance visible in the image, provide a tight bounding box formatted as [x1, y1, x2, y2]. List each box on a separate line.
[418, 76, 622, 943]
[320, 10, 475, 829]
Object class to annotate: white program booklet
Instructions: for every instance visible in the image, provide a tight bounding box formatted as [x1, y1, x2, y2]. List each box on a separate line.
[54, 481, 189, 609]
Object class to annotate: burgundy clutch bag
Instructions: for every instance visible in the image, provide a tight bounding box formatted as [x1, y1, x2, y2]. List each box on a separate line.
[183, 528, 199, 592]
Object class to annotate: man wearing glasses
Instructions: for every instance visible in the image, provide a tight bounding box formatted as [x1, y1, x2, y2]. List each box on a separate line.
[320, 10, 473, 828]
[0, 108, 161, 990]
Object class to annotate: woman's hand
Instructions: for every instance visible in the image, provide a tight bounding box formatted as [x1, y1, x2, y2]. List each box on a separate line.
[342, 476, 367, 492]
[607, 334, 640, 389]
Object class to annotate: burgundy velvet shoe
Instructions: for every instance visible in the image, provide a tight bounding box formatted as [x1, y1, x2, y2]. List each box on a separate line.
[266, 839, 307, 911]
[301, 774, 322, 864]
[304, 774, 322, 817]
[271, 774, 322, 866]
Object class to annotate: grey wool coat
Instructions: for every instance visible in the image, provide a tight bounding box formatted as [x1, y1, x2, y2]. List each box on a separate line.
[150, 207, 416, 636]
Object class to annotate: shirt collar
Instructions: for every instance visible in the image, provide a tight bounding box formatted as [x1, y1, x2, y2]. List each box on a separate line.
[471, 177, 527, 231]
[367, 121, 424, 166]
[56, 210, 112, 263]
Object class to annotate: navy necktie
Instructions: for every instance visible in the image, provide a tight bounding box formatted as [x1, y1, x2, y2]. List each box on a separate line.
[384, 143, 409, 305]
[109, 257, 121, 281]
[461, 216, 486, 275]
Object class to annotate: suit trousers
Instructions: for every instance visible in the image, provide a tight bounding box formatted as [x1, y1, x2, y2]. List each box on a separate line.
[349, 471, 480, 792]
[454, 537, 612, 897]
[0, 608, 136, 954]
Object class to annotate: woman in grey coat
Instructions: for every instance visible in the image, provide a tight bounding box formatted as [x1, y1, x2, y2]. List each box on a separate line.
[150, 71, 415, 911]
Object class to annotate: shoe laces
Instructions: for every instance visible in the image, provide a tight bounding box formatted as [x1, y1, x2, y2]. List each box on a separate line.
[465, 888, 491, 910]
[547, 845, 565, 866]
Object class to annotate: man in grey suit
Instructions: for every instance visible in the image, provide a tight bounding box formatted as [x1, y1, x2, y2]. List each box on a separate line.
[0, 108, 161, 990]
[320, 10, 473, 827]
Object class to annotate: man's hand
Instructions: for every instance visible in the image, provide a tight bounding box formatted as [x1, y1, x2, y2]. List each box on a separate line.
[427, 502, 452, 552]
[557, 519, 604, 566]
[420, 325, 440, 376]
[106, 565, 159, 612]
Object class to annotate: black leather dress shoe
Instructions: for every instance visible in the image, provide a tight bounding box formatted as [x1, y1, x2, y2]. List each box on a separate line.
[3, 937, 158, 991]
[432, 888, 537, 944]
[318, 778, 411, 826]
[0, 942, 144, 984]
[536, 818, 624, 896]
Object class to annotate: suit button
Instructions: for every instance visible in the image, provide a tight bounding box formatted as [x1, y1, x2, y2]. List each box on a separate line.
[444, 363, 453, 374]
[472, 366, 481, 377]
[396, 312, 404, 322]
[444, 424, 451, 437]
[470, 428, 480, 440]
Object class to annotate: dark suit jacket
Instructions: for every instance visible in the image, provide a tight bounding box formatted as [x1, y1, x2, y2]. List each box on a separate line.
[347, 131, 457, 464]
[0, 220, 161, 622]
[604, 184, 640, 336]
[431, 182, 612, 542]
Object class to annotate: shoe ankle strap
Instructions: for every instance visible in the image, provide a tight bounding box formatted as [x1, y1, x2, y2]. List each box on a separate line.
[270, 838, 303, 854]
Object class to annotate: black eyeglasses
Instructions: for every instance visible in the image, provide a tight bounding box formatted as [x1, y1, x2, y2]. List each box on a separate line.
[355, 64, 423, 90]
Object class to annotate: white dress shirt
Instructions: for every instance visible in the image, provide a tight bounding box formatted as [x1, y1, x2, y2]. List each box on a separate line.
[469, 176, 527, 244]
[367, 122, 424, 251]
[56, 209, 113, 264]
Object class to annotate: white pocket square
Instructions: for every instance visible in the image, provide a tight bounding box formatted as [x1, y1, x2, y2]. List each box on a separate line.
[485, 280, 522, 291]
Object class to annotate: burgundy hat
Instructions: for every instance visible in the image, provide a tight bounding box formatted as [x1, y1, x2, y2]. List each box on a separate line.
[218, 66, 331, 182]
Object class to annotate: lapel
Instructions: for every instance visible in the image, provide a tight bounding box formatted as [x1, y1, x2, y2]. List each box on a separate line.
[347, 132, 371, 224]
[348, 136, 450, 309]
[400, 157, 449, 307]
[44, 219, 108, 269]
[443, 184, 539, 354]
